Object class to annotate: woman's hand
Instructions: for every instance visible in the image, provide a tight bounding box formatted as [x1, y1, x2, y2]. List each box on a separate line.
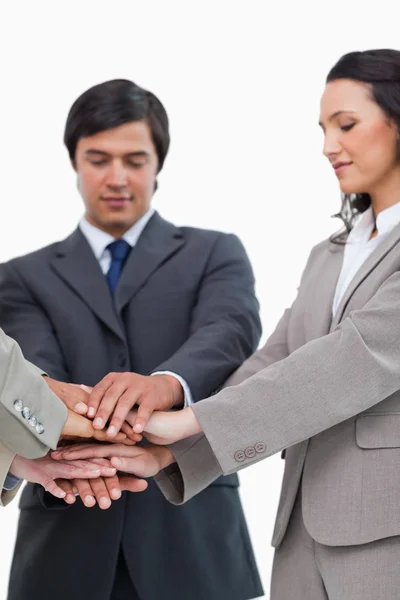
[122, 406, 202, 445]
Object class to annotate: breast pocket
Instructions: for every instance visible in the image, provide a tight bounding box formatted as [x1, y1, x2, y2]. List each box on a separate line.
[356, 413, 400, 449]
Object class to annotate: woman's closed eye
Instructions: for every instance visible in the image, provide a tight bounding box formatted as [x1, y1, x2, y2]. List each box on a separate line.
[340, 123, 355, 132]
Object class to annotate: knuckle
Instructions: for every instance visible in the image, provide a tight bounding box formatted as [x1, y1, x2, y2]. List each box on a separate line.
[120, 395, 133, 407]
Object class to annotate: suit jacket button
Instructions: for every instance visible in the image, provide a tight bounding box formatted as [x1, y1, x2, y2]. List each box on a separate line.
[22, 406, 31, 419]
[234, 450, 245, 462]
[13, 400, 23, 412]
[28, 416, 38, 427]
[255, 442, 266, 453]
[36, 423, 45, 434]
[245, 446, 256, 458]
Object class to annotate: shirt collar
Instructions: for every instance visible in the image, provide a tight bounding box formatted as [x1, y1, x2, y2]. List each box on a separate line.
[348, 202, 400, 244]
[375, 201, 400, 237]
[79, 208, 155, 260]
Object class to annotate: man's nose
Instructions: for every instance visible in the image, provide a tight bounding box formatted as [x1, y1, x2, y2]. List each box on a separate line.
[107, 162, 128, 187]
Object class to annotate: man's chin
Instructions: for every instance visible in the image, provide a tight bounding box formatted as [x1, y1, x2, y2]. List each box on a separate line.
[92, 217, 137, 236]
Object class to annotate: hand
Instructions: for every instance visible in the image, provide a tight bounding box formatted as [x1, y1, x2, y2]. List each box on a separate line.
[9, 454, 117, 500]
[52, 443, 175, 477]
[88, 373, 184, 439]
[61, 409, 133, 444]
[54, 472, 148, 507]
[44, 377, 90, 415]
[123, 406, 202, 445]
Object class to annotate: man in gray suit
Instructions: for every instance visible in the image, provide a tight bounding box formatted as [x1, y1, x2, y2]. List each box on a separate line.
[0, 79, 263, 600]
[0, 330, 130, 506]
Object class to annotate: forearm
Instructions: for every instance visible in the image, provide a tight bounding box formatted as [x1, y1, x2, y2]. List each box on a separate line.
[194, 302, 400, 475]
[154, 319, 260, 400]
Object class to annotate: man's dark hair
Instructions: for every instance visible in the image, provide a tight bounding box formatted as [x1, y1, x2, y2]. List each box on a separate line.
[64, 79, 170, 172]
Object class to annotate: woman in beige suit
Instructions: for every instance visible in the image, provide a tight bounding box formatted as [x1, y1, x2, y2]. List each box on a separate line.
[56, 48, 400, 599]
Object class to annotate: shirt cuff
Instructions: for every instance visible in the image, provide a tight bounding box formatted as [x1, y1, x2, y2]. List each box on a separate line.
[151, 371, 193, 407]
[3, 472, 21, 491]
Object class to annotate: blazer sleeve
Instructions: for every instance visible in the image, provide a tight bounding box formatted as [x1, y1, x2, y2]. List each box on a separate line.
[223, 308, 291, 388]
[0, 262, 69, 380]
[222, 242, 319, 389]
[152, 233, 262, 400]
[0, 329, 67, 458]
[156, 267, 400, 504]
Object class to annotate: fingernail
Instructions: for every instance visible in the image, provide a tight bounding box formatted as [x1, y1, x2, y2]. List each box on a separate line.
[66, 494, 75, 503]
[100, 498, 111, 509]
[107, 426, 116, 437]
[92, 469, 101, 476]
[80, 385, 92, 392]
[111, 458, 121, 468]
[111, 488, 121, 499]
[75, 402, 87, 413]
[134, 424, 143, 433]
[94, 418, 103, 428]
[87, 407, 95, 418]
[85, 495, 95, 505]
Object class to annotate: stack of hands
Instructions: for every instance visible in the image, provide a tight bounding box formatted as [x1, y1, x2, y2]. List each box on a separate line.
[11, 372, 200, 509]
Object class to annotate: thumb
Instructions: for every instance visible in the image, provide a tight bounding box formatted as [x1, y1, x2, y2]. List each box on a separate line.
[40, 475, 67, 499]
[69, 383, 92, 393]
[62, 411, 94, 439]
[80, 384, 93, 393]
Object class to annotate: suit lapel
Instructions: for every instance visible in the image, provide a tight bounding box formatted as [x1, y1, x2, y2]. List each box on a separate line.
[114, 212, 185, 314]
[50, 229, 125, 341]
[330, 221, 400, 330]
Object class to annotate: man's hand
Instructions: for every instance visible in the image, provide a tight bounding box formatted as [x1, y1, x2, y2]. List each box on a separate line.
[9, 454, 117, 500]
[52, 442, 175, 478]
[88, 373, 184, 438]
[55, 473, 148, 508]
[62, 409, 133, 444]
[122, 406, 202, 445]
[44, 377, 90, 415]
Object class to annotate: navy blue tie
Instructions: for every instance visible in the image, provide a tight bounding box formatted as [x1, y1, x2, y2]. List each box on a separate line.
[106, 239, 131, 294]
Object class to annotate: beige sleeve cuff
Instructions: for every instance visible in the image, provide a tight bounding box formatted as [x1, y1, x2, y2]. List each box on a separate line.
[0, 441, 22, 507]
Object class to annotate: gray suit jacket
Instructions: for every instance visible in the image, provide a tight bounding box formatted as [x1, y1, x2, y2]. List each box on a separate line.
[0, 330, 67, 505]
[0, 212, 263, 600]
[156, 222, 400, 548]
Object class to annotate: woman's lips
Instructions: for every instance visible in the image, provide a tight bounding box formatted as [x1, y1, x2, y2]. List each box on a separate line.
[333, 162, 352, 175]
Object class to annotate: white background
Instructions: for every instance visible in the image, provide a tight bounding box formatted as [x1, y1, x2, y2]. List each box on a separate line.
[0, 1, 399, 598]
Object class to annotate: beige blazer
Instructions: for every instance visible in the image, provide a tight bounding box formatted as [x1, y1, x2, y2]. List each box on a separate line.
[0, 329, 67, 506]
[156, 222, 400, 548]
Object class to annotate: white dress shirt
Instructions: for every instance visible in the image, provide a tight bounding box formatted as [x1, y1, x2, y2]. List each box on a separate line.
[79, 210, 193, 407]
[332, 202, 400, 317]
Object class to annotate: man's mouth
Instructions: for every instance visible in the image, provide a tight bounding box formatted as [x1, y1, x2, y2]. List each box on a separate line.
[101, 196, 132, 207]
